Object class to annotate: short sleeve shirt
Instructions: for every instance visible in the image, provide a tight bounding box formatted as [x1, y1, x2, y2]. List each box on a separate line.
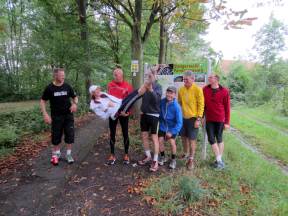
[41, 82, 76, 116]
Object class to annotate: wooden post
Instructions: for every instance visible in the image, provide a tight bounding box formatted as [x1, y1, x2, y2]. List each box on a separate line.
[201, 58, 212, 160]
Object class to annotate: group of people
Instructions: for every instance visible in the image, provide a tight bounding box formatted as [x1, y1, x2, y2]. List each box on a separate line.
[40, 66, 230, 172]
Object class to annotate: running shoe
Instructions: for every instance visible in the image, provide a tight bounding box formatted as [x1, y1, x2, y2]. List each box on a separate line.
[66, 154, 74, 164]
[50, 155, 59, 166]
[186, 158, 194, 170]
[169, 159, 177, 169]
[149, 161, 159, 172]
[215, 161, 225, 170]
[106, 154, 116, 165]
[137, 156, 151, 166]
[123, 154, 130, 165]
[158, 156, 167, 166]
[179, 154, 189, 160]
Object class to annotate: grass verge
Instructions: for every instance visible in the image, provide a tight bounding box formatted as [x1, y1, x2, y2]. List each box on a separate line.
[143, 132, 288, 215]
[233, 105, 288, 132]
[231, 110, 288, 165]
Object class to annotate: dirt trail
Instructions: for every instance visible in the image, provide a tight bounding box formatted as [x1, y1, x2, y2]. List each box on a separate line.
[0, 116, 155, 216]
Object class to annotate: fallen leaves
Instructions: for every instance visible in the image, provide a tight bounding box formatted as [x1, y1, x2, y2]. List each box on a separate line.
[240, 184, 251, 194]
[0, 114, 91, 177]
[207, 198, 221, 208]
[142, 195, 157, 206]
[127, 179, 150, 195]
[70, 175, 88, 184]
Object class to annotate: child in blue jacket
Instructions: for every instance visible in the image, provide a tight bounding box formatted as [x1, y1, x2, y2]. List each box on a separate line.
[158, 86, 183, 169]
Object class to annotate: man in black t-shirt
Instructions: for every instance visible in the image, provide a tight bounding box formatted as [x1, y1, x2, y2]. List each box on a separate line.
[40, 68, 78, 165]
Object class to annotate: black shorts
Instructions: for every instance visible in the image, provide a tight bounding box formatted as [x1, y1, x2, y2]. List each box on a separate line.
[51, 113, 74, 145]
[180, 118, 199, 140]
[140, 114, 159, 134]
[206, 121, 224, 145]
[158, 130, 177, 139]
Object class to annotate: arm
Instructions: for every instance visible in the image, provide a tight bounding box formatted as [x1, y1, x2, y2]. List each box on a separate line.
[224, 89, 231, 127]
[70, 96, 78, 113]
[40, 99, 51, 124]
[168, 104, 183, 135]
[197, 88, 205, 118]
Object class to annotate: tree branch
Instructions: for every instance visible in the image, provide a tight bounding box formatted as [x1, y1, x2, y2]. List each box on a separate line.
[114, 0, 134, 18]
[127, 0, 135, 20]
[142, 2, 161, 43]
[106, 0, 133, 29]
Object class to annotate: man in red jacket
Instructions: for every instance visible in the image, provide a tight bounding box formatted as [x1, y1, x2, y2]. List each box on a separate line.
[203, 74, 230, 169]
[106, 66, 133, 165]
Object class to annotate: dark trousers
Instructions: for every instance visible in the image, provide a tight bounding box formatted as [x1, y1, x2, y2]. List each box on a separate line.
[109, 116, 129, 154]
[118, 89, 142, 114]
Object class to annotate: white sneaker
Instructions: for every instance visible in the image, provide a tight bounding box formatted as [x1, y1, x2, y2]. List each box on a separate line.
[158, 156, 167, 166]
[66, 154, 74, 164]
[169, 159, 176, 169]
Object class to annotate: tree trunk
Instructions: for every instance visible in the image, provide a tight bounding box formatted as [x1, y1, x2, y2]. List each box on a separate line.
[131, 0, 143, 89]
[158, 16, 165, 64]
[77, 0, 91, 103]
[158, 0, 165, 64]
[164, 33, 169, 63]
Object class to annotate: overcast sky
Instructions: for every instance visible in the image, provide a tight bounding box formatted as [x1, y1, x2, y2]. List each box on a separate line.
[204, 0, 288, 61]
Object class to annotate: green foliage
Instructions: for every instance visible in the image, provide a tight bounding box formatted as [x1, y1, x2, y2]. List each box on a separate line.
[0, 106, 49, 134]
[226, 62, 252, 103]
[283, 87, 288, 116]
[0, 125, 19, 148]
[254, 15, 287, 66]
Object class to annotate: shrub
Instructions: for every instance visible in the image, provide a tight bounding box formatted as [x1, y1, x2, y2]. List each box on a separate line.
[0, 125, 19, 148]
[178, 176, 206, 203]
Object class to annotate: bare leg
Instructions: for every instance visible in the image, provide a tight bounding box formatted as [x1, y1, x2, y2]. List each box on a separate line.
[141, 131, 150, 152]
[218, 142, 224, 156]
[52, 145, 60, 153]
[181, 136, 189, 156]
[189, 139, 197, 158]
[169, 139, 177, 155]
[159, 136, 165, 153]
[151, 134, 159, 157]
[211, 143, 220, 158]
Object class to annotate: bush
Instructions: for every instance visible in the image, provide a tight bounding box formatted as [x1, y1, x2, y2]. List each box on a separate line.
[178, 176, 206, 203]
[0, 125, 19, 148]
[0, 106, 49, 134]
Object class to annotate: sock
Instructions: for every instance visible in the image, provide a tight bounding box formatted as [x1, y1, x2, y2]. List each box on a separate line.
[216, 155, 222, 162]
[53, 150, 60, 156]
[171, 154, 176, 160]
[145, 150, 151, 158]
[160, 151, 165, 157]
[67, 149, 71, 155]
[153, 154, 158, 161]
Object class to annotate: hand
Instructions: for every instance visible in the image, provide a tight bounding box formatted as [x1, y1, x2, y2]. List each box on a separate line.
[147, 83, 153, 92]
[43, 113, 52, 124]
[194, 119, 201, 128]
[70, 103, 77, 113]
[201, 118, 205, 126]
[165, 132, 172, 140]
[120, 111, 129, 117]
[224, 124, 230, 130]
